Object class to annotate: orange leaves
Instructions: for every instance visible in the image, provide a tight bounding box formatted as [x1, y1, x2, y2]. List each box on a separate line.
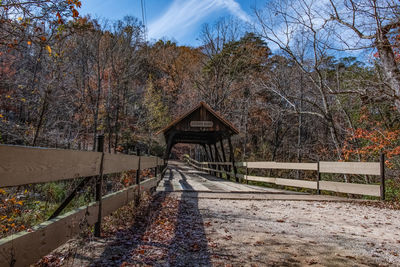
[120, 171, 135, 187]
[342, 108, 400, 165]
[66, 0, 81, 19]
[56, 12, 63, 24]
[348, 126, 400, 157]
[0, 190, 26, 236]
[71, 8, 79, 18]
[141, 169, 152, 178]
[67, 0, 82, 8]
[45, 45, 52, 55]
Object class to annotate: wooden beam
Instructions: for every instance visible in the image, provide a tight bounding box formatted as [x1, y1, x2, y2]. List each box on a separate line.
[246, 175, 317, 189]
[135, 148, 141, 206]
[0, 145, 102, 187]
[164, 132, 175, 160]
[199, 162, 232, 166]
[103, 153, 139, 174]
[319, 161, 380, 175]
[48, 176, 92, 220]
[94, 135, 105, 237]
[0, 201, 98, 267]
[380, 153, 385, 200]
[319, 181, 380, 196]
[317, 161, 321, 195]
[275, 178, 317, 189]
[213, 143, 222, 178]
[228, 137, 238, 182]
[245, 161, 318, 171]
[207, 144, 216, 176]
[220, 140, 230, 179]
[201, 144, 211, 174]
[141, 157, 159, 169]
[0, 177, 160, 267]
[246, 175, 276, 183]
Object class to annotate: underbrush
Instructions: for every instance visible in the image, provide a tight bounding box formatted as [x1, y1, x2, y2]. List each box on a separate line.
[386, 178, 400, 202]
[0, 181, 95, 239]
[0, 169, 155, 239]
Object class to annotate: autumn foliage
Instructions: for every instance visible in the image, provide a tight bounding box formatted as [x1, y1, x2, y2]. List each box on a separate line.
[0, 189, 26, 235]
[343, 107, 400, 167]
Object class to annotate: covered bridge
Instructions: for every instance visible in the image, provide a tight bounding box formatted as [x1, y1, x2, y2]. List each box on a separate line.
[157, 101, 239, 180]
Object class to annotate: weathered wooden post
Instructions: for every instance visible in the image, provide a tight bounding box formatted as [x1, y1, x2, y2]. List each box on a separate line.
[228, 137, 238, 182]
[94, 135, 104, 237]
[246, 163, 249, 184]
[317, 160, 321, 195]
[213, 143, 222, 178]
[380, 153, 385, 200]
[220, 140, 230, 179]
[207, 144, 215, 176]
[135, 148, 141, 205]
[155, 157, 158, 178]
[203, 144, 212, 175]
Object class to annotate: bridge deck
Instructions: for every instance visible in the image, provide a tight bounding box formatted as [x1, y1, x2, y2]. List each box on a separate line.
[157, 161, 291, 193]
[157, 161, 348, 201]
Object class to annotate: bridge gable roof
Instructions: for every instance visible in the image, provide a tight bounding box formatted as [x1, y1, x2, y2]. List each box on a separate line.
[157, 101, 239, 145]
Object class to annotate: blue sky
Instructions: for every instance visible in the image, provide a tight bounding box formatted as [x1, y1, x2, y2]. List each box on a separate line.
[79, 0, 264, 47]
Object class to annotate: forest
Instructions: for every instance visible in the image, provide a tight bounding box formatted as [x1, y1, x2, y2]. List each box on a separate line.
[1, 0, 400, 237]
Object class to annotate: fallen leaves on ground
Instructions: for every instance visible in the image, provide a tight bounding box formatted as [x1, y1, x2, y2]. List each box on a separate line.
[91, 193, 211, 266]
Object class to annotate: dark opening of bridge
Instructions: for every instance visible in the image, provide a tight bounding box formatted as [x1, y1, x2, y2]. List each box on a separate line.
[157, 101, 239, 181]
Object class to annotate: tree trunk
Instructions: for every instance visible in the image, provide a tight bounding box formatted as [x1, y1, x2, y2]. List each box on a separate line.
[376, 33, 400, 112]
[32, 90, 50, 146]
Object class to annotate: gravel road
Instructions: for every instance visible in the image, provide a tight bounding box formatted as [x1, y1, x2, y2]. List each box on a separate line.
[197, 197, 400, 266]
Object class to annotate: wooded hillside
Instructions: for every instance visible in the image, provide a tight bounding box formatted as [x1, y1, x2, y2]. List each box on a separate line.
[1, 1, 399, 178]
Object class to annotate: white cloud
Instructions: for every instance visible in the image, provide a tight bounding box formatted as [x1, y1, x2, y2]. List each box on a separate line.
[218, 0, 251, 23]
[148, 0, 251, 41]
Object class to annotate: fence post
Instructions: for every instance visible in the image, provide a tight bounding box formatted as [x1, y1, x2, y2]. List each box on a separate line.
[135, 148, 141, 205]
[163, 158, 166, 177]
[246, 163, 249, 184]
[155, 157, 158, 178]
[317, 160, 321, 195]
[94, 135, 104, 237]
[380, 153, 385, 200]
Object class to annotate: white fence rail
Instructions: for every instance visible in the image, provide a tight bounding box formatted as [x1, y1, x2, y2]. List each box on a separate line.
[184, 155, 385, 199]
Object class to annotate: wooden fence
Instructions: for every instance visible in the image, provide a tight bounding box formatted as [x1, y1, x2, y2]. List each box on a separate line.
[0, 142, 166, 267]
[184, 155, 385, 199]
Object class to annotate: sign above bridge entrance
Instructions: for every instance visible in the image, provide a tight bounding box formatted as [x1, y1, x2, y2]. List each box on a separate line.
[190, 120, 213, 128]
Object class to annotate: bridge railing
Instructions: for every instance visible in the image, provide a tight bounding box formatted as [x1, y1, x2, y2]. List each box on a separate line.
[184, 156, 234, 175]
[0, 143, 166, 267]
[184, 155, 385, 200]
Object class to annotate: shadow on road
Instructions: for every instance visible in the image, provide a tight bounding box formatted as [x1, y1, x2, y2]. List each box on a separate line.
[90, 166, 211, 266]
[167, 166, 211, 266]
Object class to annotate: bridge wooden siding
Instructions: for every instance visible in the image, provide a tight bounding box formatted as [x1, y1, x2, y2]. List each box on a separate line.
[185, 155, 385, 199]
[0, 144, 166, 267]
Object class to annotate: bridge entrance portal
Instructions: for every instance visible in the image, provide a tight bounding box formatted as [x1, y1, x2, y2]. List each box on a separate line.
[157, 102, 239, 181]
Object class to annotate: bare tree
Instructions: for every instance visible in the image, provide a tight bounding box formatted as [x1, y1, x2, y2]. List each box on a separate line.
[326, 0, 400, 111]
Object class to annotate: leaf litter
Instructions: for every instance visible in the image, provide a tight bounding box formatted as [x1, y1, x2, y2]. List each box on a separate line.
[38, 192, 211, 266]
